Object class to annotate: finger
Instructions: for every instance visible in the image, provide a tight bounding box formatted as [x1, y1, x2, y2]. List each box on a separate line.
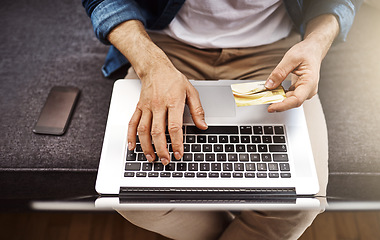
[137, 110, 155, 162]
[127, 108, 142, 150]
[151, 107, 170, 165]
[267, 84, 310, 113]
[167, 101, 185, 160]
[265, 53, 300, 90]
[186, 87, 208, 130]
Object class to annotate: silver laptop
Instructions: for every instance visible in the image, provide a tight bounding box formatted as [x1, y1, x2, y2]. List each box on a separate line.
[95, 79, 320, 209]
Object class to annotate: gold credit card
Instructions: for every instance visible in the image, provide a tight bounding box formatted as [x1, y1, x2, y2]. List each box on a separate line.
[231, 81, 286, 107]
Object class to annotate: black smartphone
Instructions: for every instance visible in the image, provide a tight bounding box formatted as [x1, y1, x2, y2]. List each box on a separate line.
[33, 86, 80, 135]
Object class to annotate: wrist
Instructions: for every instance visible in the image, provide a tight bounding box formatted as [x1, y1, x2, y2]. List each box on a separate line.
[304, 14, 340, 60]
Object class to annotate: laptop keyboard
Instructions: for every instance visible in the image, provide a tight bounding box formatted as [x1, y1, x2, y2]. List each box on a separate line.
[124, 125, 291, 179]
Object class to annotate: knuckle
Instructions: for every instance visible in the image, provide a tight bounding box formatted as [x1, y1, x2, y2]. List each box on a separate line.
[272, 68, 288, 81]
[137, 124, 150, 135]
[192, 106, 205, 117]
[168, 123, 182, 135]
[150, 127, 164, 138]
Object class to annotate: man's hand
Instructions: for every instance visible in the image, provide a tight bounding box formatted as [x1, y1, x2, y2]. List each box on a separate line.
[265, 14, 340, 112]
[127, 64, 207, 165]
[108, 20, 207, 165]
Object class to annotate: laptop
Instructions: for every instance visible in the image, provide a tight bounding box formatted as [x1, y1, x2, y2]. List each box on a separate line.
[95, 79, 320, 210]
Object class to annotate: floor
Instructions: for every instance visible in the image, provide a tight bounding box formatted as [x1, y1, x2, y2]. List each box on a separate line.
[1, 211, 379, 240]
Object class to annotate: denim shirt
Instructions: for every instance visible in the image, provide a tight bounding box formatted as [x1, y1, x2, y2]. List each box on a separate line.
[82, 0, 363, 77]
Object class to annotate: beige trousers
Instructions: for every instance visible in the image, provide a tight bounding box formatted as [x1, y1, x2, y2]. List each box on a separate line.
[119, 31, 329, 240]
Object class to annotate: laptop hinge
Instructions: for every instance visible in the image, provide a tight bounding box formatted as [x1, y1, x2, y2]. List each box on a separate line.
[119, 187, 296, 201]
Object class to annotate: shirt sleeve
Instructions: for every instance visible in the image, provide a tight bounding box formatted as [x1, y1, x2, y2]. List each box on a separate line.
[303, 0, 364, 42]
[82, 0, 146, 45]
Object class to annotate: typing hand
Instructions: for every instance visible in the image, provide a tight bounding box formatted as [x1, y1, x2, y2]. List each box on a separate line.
[127, 64, 207, 165]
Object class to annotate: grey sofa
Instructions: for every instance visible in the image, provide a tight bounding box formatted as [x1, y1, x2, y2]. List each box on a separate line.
[1, 0, 379, 209]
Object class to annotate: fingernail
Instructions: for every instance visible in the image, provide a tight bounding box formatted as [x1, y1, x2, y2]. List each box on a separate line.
[202, 120, 208, 128]
[174, 152, 181, 160]
[128, 142, 133, 150]
[161, 158, 169, 165]
[265, 79, 274, 89]
[146, 154, 154, 162]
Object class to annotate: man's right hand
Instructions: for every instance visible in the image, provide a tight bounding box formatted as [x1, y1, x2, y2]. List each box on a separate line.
[107, 20, 207, 165]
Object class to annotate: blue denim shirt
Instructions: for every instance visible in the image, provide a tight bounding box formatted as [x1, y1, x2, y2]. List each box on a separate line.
[82, 0, 363, 77]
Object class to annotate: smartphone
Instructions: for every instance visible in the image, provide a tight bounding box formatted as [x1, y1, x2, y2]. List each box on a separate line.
[33, 86, 80, 135]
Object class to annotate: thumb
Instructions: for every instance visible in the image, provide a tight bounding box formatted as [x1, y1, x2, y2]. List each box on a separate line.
[265, 54, 298, 90]
[186, 87, 208, 130]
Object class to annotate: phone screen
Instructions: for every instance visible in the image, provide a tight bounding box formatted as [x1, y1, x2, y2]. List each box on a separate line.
[33, 86, 80, 135]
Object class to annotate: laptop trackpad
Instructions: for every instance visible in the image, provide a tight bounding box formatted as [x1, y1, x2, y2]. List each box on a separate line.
[184, 86, 236, 119]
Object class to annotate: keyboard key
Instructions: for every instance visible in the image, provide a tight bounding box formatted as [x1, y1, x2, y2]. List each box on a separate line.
[228, 153, 238, 161]
[185, 172, 195, 178]
[148, 172, 159, 177]
[247, 145, 257, 152]
[240, 136, 250, 143]
[225, 145, 235, 152]
[245, 173, 255, 178]
[187, 126, 238, 134]
[184, 144, 191, 152]
[264, 126, 274, 134]
[230, 136, 239, 143]
[251, 136, 261, 143]
[172, 172, 183, 178]
[154, 163, 164, 171]
[233, 172, 243, 178]
[160, 172, 171, 177]
[194, 153, 204, 161]
[257, 163, 267, 171]
[197, 172, 207, 178]
[217, 153, 227, 161]
[281, 173, 291, 178]
[219, 136, 228, 143]
[245, 163, 256, 171]
[165, 163, 176, 171]
[206, 153, 215, 161]
[200, 163, 210, 171]
[273, 154, 289, 162]
[279, 163, 290, 171]
[191, 144, 202, 152]
[221, 172, 232, 178]
[261, 154, 272, 162]
[236, 145, 246, 152]
[137, 153, 146, 161]
[124, 172, 134, 177]
[197, 135, 206, 143]
[258, 145, 268, 152]
[142, 163, 153, 171]
[211, 163, 221, 171]
[165, 134, 171, 143]
[209, 172, 219, 178]
[183, 153, 193, 161]
[186, 135, 196, 143]
[208, 135, 217, 143]
[273, 136, 286, 143]
[257, 173, 268, 178]
[188, 163, 198, 171]
[126, 149, 136, 161]
[203, 144, 212, 152]
[274, 126, 284, 134]
[239, 153, 249, 162]
[214, 144, 223, 152]
[250, 154, 260, 162]
[223, 163, 233, 171]
[135, 144, 143, 152]
[262, 136, 272, 143]
[269, 145, 287, 152]
[125, 163, 141, 171]
[136, 172, 147, 177]
[177, 163, 187, 171]
[234, 163, 244, 171]
[253, 126, 263, 134]
[268, 163, 279, 171]
[240, 126, 252, 134]
[269, 173, 280, 178]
